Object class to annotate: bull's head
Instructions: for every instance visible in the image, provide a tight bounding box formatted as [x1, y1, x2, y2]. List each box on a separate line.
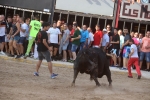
[86, 60, 98, 72]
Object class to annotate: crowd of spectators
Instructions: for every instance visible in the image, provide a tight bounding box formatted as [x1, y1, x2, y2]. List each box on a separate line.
[0, 14, 150, 72]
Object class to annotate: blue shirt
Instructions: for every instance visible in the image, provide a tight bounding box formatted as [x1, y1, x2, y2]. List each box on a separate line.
[80, 29, 89, 42]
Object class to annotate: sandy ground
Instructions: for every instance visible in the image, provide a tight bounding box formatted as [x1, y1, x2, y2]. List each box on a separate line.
[0, 59, 150, 100]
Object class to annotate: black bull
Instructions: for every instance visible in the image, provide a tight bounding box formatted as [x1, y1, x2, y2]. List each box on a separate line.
[71, 48, 112, 86]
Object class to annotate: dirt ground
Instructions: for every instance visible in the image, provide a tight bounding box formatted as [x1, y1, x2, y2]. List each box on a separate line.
[0, 59, 150, 100]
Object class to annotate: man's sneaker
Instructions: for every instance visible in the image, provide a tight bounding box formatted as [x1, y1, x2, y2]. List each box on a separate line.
[69, 60, 75, 63]
[8, 54, 15, 57]
[0, 51, 5, 55]
[120, 67, 127, 70]
[51, 73, 58, 79]
[137, 75, 141, 79]
[24, 54, 29, 59]
[34, 72, 39, 76]
[128, 76, 133, 78]
[15, 55, 22, 59]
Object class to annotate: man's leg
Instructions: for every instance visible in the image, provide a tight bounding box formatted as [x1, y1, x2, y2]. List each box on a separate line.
[123, 58, 126, 68]
[9, 40, 14, 55]
[71, 44, 78, 61]
[68, 43, 73, 60]
[25, 37, 35, 56]
[0, 42, 4, 52]
[49, 46, 53, 57]
[43, 50, 58, 78]
[133, 58, 141, 76]
[48, 62, 52, 74]
[63, 50, 67, 61]
[118, 57, 121, 67]
[72, 52, 76, 60]
[36, 60, 42, 73]
[0, 35, 5, 54]
[34, 51, 43, 76]
[13, 40, 20, 55]
[139, 52, 144, 69]
[19, 44, 23, 55]
[54, 47, 58, 56]
[127, 58, 134, 77]
[4, 42, 8, 53]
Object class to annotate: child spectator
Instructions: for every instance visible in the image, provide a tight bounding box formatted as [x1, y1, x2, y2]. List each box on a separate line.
[128, 39, 141, 79]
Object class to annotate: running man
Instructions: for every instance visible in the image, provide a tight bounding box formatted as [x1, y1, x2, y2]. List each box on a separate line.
[24, 15, 41, 59]
[34, 22, 58, 79]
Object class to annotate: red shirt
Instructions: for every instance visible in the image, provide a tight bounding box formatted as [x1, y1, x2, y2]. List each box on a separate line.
[70, 29, 74, 36]
[93, 30, 103, 46]
[70, 29, 75, 41]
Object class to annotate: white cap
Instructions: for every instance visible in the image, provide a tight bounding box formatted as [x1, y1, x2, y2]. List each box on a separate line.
[103, 28, 107, 32]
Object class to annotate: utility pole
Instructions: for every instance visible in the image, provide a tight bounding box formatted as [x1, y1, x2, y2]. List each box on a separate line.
[49, 0, 55, 25]
[112, 0, 121, 30]
[112, 0, 118, 28]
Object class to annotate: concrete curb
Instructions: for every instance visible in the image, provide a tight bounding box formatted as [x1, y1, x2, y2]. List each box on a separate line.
[0, 55, 73, 69]
[1, 55, 150, 79]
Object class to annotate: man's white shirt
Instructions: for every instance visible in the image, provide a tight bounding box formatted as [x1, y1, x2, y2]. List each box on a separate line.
[47, 27, 61, 43]
[88, 32, 94, 45]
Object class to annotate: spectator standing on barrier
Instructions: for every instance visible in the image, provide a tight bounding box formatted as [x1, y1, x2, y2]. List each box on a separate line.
[77, 25, 89, 50]
[87, 27, 94, 48]
[118, 29, 124, 67]
[34, 22, 58, 79]
[24, 15, 41, 59]
[120, 27, 131, 70]
[130, 31, 134, 38]
[101, 28, 109, 52]
[24, 18, 30, 55]
[70, 23, 81, 63]
[18, 17, 28, 56]
[5, 16, 12, 54]
[137, 33, 143, 56]
[0, 15, 6, 55]
[140, 31, 150, 71]
[47, 21, 61, 60]
[68, 21, 77, 62]
[109, 28, 120, 67]
[106, 24, 113, 51]
[132, 32, 139, 45]
[59, 23, 70, 62]
[9, 14, 21, 58]
[128, 39, 141, 79]
[93, 24, 103, 48]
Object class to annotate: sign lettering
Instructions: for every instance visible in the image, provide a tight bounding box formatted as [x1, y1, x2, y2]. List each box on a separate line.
[120, 1, 150, 21]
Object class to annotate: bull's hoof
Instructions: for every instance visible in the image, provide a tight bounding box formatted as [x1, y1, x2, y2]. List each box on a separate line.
[90, 77, 93, 81]
[71, 83, 75, 87]
[96, 84, 101, 86]
[109, 83, 112, 87]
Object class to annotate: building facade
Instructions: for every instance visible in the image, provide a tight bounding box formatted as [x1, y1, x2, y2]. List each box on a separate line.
[0, 0, 150, 34]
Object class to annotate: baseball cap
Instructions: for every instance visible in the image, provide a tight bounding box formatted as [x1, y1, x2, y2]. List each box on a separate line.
[103, 28, 107, 32]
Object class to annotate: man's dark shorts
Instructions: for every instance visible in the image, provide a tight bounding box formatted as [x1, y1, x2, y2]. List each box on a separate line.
[49, 43, 59, 48]
[38, 50, 52, 62]
[0, 35, 5, 43]
[18, 37, 26, 44]
[67, 42, 72, 51]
